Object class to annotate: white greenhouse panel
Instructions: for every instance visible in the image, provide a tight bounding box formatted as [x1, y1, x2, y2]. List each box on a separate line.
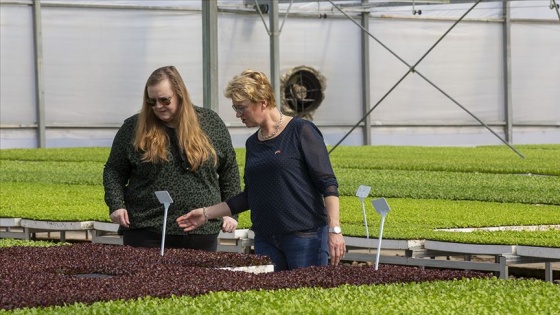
[0, 0, 558, 148]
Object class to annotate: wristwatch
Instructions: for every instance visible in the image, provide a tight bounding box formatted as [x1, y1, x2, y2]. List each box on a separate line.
[328, 226, 342, 234]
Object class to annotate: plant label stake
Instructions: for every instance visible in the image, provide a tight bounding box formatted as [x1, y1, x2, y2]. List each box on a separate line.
[356, 185, 372, 250]
[371, 197, 391, 271]
[155, 191, 173, 256]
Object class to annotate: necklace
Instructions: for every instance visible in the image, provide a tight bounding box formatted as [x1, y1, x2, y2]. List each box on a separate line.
[259, 111, 284, 140]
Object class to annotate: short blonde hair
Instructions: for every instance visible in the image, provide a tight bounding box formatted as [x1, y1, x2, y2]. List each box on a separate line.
[224, 70, 276, 109]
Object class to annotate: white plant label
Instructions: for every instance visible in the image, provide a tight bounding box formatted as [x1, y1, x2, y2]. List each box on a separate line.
[155, 191, 173, 204]
[372, 197, 391, 216]
[155, 191, 173, 256]
[371, 197, 391, 271]
[356, 185, 372, 246]
[355, 185, 371, 199]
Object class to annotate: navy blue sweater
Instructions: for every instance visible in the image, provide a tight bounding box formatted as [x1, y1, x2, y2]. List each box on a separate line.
[227, 117, 338, 235]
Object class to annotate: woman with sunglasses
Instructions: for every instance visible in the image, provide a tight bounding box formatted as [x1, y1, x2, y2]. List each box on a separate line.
[103, 65, 241, 251]
[177, 70, 345, 271]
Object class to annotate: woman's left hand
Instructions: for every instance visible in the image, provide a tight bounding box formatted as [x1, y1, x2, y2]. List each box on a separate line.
[328, 233, 346, 266]
[222, 216, 238, 233]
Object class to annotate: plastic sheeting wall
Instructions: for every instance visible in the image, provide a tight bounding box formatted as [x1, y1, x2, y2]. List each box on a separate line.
[0, 0, 558, 148]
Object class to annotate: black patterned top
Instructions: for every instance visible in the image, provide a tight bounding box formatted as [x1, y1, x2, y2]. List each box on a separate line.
[103, 106, 241, 235]
[226, 117, 339, 235]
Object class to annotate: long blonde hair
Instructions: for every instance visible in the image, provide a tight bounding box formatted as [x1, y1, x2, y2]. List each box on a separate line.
[134, 66, 217, 170]
[224, 70, 276, 109]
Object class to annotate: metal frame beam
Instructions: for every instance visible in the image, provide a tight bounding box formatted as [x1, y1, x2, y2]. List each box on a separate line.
[202, 0, 219, 112]
[327, 0, 525, 158]
[32, 0, 45, 148]
[361, 1, 372, 145]
[503, 0, 513, 143]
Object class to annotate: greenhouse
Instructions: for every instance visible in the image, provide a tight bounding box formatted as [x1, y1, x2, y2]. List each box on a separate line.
[1, 1, 559, 314]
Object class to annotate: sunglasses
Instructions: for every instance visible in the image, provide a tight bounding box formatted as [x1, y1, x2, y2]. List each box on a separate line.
[146, 95, 173, 107]
[232, 104, 249, 114]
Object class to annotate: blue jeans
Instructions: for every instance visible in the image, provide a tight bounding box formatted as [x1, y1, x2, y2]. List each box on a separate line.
[254, 226, 328, 272]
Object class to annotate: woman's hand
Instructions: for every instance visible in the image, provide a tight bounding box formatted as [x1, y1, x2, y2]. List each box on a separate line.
[328, 233, 346, 266]
[221, 216, 238, 233]
[110, 208, 129, 228]
[176, 208, 205, 232]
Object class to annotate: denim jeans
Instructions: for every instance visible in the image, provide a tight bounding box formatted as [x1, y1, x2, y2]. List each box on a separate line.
[254, 225, 328, 272]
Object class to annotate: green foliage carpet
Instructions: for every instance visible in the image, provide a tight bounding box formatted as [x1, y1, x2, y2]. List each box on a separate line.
[1, 145, 559, 314]
[1, 145, 559, 246]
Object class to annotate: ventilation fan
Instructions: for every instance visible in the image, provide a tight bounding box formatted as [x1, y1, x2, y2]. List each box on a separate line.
[280, 66, 326, 120]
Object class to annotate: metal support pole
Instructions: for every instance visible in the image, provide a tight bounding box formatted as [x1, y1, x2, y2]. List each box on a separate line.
[32, 0, 46, 148]
[202, 0, 219, 112]
[544, 262, 553, 282]
[268, 0, 282, 110]
[361, 0, 372, 146]
[503, 0, 513, 143]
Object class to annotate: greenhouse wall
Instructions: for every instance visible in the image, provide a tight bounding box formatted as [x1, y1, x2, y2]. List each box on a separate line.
[0, 0, 558, 149]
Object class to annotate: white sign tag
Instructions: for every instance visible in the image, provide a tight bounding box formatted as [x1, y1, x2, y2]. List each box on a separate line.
[371, 197, 391, 271]
[155, 191, 173, 257]
[155, 191, 173, 204]
[356, 185, 372, 245]
[355, 185, 371, 199]
[372, 197, 391, 216]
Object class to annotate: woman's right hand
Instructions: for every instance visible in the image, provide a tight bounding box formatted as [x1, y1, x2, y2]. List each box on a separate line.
[110, 208, 130, 228]
[176, 208, 205, 232]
